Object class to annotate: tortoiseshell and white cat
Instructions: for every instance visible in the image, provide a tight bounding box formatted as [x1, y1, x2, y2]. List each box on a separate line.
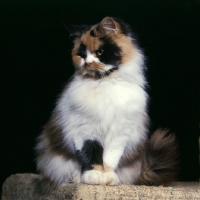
[35, 17, 178, 193]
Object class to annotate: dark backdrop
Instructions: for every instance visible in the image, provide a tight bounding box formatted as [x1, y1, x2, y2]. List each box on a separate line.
[0, 0, 199, 193]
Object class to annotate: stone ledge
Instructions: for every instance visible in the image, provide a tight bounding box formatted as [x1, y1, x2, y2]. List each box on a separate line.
[1, 174, 200, 200]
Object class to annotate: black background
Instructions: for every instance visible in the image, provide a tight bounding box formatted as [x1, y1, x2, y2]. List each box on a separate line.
[0, 0, 199, 194]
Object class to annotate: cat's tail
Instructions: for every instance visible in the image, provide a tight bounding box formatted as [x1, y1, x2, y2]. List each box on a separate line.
[138, 129, 179, 186]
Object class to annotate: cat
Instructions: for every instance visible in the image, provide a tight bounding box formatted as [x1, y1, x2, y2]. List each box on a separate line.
[35, 17, 178, 194]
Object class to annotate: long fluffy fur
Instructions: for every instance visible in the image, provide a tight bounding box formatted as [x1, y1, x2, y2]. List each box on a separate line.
[35, 17, 178, 194]
[138, 129, 179, 186]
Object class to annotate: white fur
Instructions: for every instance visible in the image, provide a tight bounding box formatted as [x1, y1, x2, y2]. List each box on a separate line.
[85, 50, 99, 63]
[81, 170, 119, 185]
[81, 170, 104, 185]
[37, 48, 148, 186]
[57, 50, 147, 144]
[56, 50, 147, 175]
[37, 151, 81, 185]
[36, 133, 81, 185]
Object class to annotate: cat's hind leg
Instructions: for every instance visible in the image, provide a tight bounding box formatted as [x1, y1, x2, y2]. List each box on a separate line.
[36, 152, 81, 194]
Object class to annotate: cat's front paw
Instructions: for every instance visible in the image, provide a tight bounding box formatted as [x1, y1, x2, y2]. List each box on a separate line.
[102, 171, 120, 185]
[81, 170, 104, 185]
[81, 170, 120, 185]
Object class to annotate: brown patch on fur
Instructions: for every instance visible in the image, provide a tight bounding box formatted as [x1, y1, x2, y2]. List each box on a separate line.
[37, 113, 76, 161]
[71, 38, 83, 69]
[81, 31, 103, 53]
[72, 56, 82, 69]
[103, 163, 114, 173]
[112, 34, 135, 64]
[92, 164, 114, 173]
[92, 164, 104, 172]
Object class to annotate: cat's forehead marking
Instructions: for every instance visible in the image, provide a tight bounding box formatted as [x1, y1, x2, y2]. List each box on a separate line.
[81, 30, 103, 52]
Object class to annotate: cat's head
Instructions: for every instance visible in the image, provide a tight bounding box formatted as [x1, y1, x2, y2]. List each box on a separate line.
[70, 17, 137, 79]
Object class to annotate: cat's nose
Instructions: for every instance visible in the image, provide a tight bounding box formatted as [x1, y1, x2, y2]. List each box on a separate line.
[86, 62, 92, 66]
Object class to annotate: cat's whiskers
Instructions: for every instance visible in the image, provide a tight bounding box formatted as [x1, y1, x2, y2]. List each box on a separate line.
[101, 71, 106, 80]
[68, 71, 80, 82]
[79, 70, 85, 79]
[66, 49, 73, 53]
[66, 46, 74, 52]
[60, 19, 71, 35]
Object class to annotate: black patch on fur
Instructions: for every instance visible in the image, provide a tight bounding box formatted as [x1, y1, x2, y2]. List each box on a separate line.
[96, 24, 101, 32]
[114, 18, 133, 38]
[76, 140, 103, 172]
[70, 24, 92, 41]
[90, 29, 96, 37]
[95, 67, 118, 78]
[77, 42, 87, 59]
[99, 37, 122, 66]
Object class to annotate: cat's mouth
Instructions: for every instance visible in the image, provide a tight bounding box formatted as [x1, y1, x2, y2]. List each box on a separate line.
[84, 62, 104, 71]
[81, 63, 103, 78]
[81, 63, 118, 79]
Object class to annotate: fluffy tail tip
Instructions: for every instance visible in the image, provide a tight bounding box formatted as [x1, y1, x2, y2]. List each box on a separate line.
[138, 129, 179, 186]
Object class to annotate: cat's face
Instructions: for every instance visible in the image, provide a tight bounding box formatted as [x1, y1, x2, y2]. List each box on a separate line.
[71, 17, 136, 79]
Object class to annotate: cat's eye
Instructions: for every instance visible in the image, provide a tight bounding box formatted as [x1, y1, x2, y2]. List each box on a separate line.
[96, 49, 104, 57]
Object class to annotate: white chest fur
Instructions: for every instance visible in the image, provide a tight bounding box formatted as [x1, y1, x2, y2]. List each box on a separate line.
[71, 78, 145, 113]
[56, 58, 148, 150]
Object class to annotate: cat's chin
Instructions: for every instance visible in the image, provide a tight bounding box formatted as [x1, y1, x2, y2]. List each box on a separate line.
[80, 66, 118, 79]
[80, 69, 99, 79]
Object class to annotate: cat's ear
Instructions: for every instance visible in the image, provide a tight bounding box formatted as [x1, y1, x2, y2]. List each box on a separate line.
[69, 25, 82, 41]
[99, 17, 118, 35]
[69, 25, 92, 42]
